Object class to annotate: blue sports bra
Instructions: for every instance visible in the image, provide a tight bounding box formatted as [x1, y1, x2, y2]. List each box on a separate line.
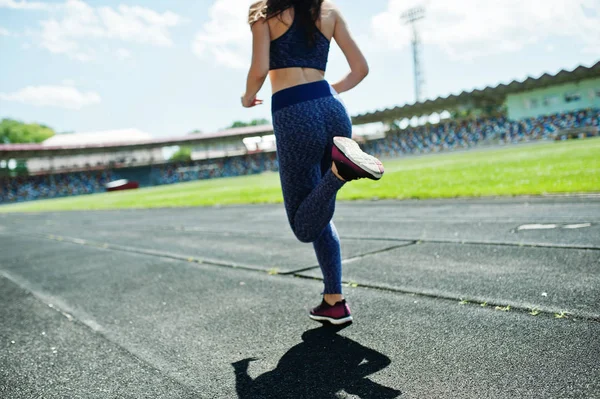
[269, 9, 330, 71]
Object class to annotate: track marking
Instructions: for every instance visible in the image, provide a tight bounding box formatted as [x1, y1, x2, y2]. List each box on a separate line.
[517, 224, 558, 231]
[283, 241, 417, 275]
[103, 227, 600, 251]
[0, 270, 203, 395]
[516, 223, 593, 231]
[0, 270, 101, 330]
[563, 223, 592, 229]
[293, 274, 600, 323]
[11, 231, 600, 323]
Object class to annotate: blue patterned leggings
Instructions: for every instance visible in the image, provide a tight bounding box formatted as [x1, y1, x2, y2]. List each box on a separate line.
[272, 81, 352, 294]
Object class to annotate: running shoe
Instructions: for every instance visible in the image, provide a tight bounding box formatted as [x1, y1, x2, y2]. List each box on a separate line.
[309, 299, 353, 325]
[332, 136, 384, 181]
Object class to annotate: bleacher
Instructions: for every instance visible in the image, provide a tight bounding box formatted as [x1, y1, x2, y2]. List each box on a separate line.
[149, 152, 278, 186]
[0, 170, 122, 203]
[1, 108, 598, 204]
[361, 108, 599, 158]
[0, 152, 279, 203]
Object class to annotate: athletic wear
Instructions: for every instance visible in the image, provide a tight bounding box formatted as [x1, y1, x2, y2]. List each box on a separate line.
[309, 299, 353, 325]
[269, 8, 330, 71]
[333, 137, 384, 181]
[272, 80, 350, 294]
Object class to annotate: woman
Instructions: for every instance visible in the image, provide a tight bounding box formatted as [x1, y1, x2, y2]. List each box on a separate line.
[242, 0, 384, 325]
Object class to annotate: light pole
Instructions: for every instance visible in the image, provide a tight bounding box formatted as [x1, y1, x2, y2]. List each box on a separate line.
[402, 7, 426, 103]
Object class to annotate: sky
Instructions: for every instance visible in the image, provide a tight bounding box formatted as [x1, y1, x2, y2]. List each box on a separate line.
[0, 0, 599, 138]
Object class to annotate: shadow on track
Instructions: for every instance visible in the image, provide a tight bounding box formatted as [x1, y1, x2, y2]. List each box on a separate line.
[232, 324, 402, 398]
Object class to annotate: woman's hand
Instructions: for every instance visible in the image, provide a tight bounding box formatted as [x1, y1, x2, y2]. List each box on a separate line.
[241, 94, 264, 108]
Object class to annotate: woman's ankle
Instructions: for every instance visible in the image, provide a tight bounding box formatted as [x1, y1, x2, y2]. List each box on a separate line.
[323, 293, 344, 306]
[331, 162, 346, 182]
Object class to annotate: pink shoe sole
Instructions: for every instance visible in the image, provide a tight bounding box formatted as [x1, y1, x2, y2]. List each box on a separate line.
[333, 137, 384, 180]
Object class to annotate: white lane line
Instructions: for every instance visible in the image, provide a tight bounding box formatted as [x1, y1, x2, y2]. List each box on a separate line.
[563, 223, 592, 229]
[517, 224, 558, 231]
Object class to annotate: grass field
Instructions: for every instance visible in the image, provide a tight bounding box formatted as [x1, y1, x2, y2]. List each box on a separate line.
[1, 138, 599, 213]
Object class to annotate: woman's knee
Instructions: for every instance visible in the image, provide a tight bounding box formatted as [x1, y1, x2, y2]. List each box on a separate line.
[290, 224, 318, 243]
[293, 229, 318, 243]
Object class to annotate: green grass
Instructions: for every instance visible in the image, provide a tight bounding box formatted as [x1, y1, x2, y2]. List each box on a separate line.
[1, 138, 599, 213]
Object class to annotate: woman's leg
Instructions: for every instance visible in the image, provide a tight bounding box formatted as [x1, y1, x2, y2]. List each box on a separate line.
[312, 221, 343, 295]
[310, 102, 353, 297]
[274, 99, 346, 245]
[273, 99, 347, 297]
[273, 96, 354, 299]
[290, 171, 345, 243]
[277, 149, 345, 295]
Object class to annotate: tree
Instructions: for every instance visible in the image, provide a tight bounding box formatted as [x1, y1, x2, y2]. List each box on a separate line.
[0, 118, 56, 144]
[170, 146, 192, 162]
[229, 118, 270, 129]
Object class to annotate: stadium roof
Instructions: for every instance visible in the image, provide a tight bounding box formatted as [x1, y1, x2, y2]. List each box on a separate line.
[0, 124, 275, 159]
[42, 128, 153, 146]
[352, 60, 600, 125]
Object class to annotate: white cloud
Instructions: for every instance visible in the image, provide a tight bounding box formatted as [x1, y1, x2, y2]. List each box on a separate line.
[115, 48, 131, 60]
[71, 51, 95, 62]
[0, 85, 101, 109]
[0, 0, 50, 10]
[0, 27, 11, 36]
[192, 0, 255, 69]
[98, 4, 181, 46]
[38, 0, 181, 61]
[372, 0, 600, 60]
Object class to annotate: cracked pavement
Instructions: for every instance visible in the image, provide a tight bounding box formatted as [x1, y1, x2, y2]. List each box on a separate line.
[1, 196, 599, 398]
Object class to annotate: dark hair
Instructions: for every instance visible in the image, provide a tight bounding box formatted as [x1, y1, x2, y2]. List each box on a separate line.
[250, 0, 324, 44]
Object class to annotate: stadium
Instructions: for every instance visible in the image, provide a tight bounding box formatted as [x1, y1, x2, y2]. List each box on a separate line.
[0, 62, 598, 206]
[1, 1, 600, 398]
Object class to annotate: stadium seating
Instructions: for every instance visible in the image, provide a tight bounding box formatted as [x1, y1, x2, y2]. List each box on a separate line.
[1, 108, 598, 204]
[361, 108, 600, 158]
[0, 170, 122, 203]
[149, 152, 279, 186]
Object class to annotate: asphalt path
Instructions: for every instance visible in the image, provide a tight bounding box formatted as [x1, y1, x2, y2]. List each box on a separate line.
[1, 196, 599, 398]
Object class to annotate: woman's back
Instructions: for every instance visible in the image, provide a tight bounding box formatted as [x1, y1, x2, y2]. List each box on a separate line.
[266, 3, 336, 93]
[268, 2, 336, 92]
[245, 0, 368, 102]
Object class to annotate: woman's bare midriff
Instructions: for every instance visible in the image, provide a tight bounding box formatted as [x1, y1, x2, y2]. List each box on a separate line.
[269, 68, 326, 94]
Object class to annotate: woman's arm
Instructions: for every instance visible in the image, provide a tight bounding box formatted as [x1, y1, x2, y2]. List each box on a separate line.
[330, 6, 369, 95]
[242, 18, 270, 108]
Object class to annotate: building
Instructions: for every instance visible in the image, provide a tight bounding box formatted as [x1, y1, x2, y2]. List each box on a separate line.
[353, 61, 600, 127]
[505, 75, 600, 120]
[26, 129, 164, 174]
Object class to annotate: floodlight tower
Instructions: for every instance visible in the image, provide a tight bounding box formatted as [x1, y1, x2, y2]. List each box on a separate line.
[402, 7, 426, 103]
